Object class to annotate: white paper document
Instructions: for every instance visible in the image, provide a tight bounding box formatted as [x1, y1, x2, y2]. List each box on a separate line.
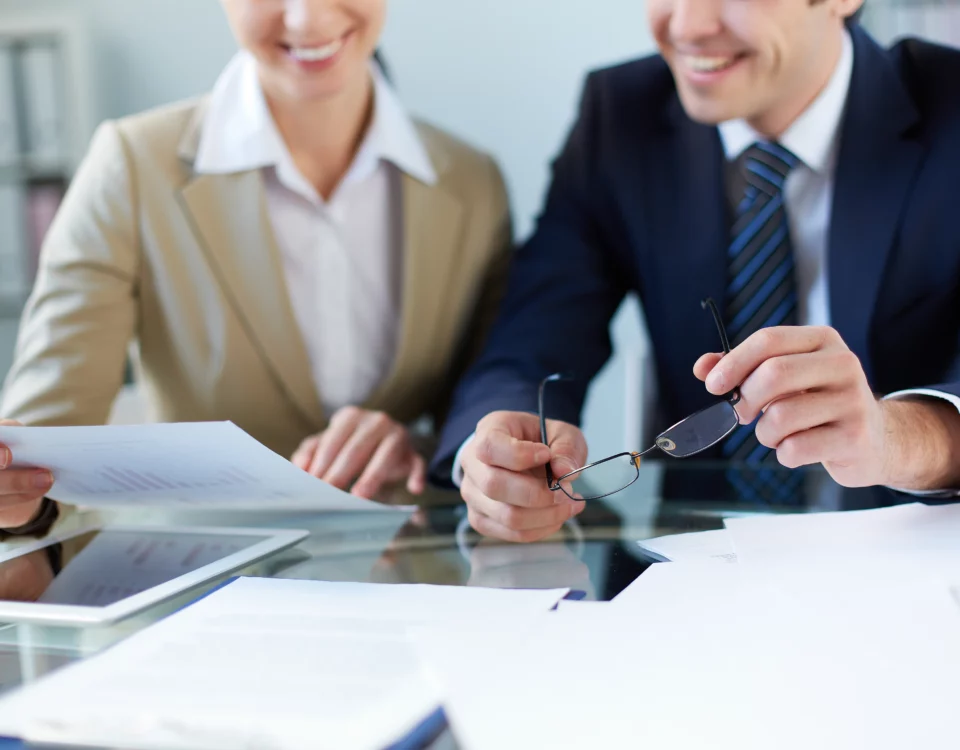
[0, 422, 393, 512]
[612, 558, 750, 610]
[421, 565, 960, 750]
[724, 503, 960, 584]
[0, 577, 569, 750]
[637, 528, 737, 563]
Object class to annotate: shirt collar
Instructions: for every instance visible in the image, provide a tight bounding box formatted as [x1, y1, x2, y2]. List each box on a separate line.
[194, 51, 437, 195]
[717, 30, 854, 173]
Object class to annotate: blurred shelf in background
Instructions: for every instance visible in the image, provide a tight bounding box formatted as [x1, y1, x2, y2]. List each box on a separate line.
[863, 0, 960, 47]
[0, 16, 90, 319]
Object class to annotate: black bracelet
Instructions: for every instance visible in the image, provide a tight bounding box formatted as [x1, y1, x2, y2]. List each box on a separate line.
[0, 498, 60, 541]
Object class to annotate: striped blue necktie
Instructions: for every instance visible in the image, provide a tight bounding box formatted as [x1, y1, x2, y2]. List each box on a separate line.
[722, 141, 803, 504]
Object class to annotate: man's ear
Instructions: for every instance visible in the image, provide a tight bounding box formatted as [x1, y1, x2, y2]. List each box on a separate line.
[838, 0, 866, 24]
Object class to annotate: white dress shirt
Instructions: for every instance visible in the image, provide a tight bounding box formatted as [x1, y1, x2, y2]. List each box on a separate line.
[717, 32, 960, 422]
[195, 52, 437, 417]
[717, 31, 854, 330]
[454, 30, 959, 488]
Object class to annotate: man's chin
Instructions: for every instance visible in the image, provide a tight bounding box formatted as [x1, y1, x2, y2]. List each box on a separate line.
[673, 85, 749, 125]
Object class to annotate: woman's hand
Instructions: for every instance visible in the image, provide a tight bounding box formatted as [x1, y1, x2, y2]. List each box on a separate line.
[0, 420, 54, 529]
[291, 407, 427, 499]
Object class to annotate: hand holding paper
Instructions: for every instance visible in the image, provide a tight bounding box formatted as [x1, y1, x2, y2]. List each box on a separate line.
[0, 419, 53, 528]
[0, 422, 399, 512]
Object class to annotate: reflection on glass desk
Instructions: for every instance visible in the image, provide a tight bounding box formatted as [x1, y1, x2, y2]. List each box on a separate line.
[0, 461, 914, 744]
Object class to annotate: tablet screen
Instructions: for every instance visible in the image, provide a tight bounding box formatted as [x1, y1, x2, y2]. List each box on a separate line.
[0, 529, 269, 608]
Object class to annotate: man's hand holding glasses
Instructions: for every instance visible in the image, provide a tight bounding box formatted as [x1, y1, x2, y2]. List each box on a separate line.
[459, 411, 588, 544]
[460, 298, 960, 543]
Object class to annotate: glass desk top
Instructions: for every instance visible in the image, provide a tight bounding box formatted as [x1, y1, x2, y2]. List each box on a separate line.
[0, 462, 913, 748]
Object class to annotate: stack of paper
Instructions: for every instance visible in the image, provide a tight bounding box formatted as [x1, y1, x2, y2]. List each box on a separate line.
[0, 577, 569, 749]
[636, 528, 737, 563]
[724, 502, 960, 567]
[410, 503, 960, 749]
[0, 422, 394, 512]
[419, 561, 960, 750]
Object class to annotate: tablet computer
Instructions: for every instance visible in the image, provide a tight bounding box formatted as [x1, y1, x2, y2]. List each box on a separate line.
[0, 524, 308, 626]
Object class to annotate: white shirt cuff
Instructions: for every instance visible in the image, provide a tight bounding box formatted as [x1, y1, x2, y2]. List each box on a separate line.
[882, 388, 960, 498]
[884, 387, 960, 414]
[451, 433, 476, 489]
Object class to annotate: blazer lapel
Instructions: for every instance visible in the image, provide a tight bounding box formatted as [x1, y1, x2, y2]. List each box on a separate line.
[176, 114, 325, 429]
[829, 26, 923, 384]
[366, 171, 465, 411]
[642, 97, 728, 406]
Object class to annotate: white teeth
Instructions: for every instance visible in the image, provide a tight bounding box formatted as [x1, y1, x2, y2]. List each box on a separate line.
[289, 39, 343, 62]
[685, 55, 737, 73]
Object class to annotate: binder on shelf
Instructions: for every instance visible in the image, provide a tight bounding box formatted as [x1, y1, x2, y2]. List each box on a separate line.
[0, 44, 18, 167]
[0, 183, 26, 304]
[24, 178, 65, 284]
[20, 41, 64, 170]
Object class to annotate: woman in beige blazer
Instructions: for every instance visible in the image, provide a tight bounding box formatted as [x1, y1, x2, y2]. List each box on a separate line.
[0, 0, 512, 530]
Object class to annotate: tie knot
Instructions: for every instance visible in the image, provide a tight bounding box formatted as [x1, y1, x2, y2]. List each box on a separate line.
[740, 141, 799, 194]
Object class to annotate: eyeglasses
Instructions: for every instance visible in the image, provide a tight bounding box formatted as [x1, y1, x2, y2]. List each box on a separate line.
[539, 298, 742, 502]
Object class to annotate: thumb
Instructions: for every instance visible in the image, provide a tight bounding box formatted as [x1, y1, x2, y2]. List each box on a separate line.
[693, 352, 725, 383]
[546, 422, 588, 478]
[550, 452, 580, 478]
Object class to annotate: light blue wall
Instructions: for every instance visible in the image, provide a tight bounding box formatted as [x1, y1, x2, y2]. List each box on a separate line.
[0, 0, 657, 456]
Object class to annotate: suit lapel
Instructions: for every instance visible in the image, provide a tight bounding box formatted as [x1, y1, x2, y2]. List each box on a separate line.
[176, 166, 326, 430]
[643, 98, 728, 405]
[366, 171, 465, 410]
[829, 27, 922, 384]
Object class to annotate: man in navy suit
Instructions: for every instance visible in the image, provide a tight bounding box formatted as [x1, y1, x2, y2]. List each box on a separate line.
[431, 0, 960, 541]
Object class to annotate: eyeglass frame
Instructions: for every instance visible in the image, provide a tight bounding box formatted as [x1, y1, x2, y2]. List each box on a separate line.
[539, 298, 742, 501]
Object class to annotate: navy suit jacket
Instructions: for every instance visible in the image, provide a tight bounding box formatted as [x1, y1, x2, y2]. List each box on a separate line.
[431, 26, 960, 483]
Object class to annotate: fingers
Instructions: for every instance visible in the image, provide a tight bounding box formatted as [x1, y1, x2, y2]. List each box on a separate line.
[478, 411, 550, 444]
[350, 430, 410, 499]
[473, 427, 551, 473]
[406, 455, 427, 496]
[0, 418, 24, 470]
[464, 478, 576, 531]
[290, 435, 320, 470]
[323, 412, 396, 489]
[754, 391, 857, 450]
[0, 422, 53, 529]
[0, 495, 46, 530]
[299, 409, 426, 498]
[735, 348, 865, 423]
[462, 465, 585, 543]
[0, 467, 51, 529]
[306, 407, 367, 479]
[465, 459, 559, 509]
[547, 423, 588, 478]
[0, 468, 53, 499]
[462, 413, 590, 542]
[693, 352, 724, 383]
[705, 326, 839, 396]
[775, 424, 849, 471]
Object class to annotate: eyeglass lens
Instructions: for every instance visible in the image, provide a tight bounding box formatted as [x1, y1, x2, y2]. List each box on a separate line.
[654, 401, 740, 458]
[555, 454, 640, 501]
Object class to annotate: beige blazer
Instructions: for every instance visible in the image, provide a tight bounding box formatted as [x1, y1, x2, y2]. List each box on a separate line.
[1, 99, 513, 459]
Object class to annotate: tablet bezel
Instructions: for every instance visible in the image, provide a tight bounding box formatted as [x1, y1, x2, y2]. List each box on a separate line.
[0, 524, 308, 626]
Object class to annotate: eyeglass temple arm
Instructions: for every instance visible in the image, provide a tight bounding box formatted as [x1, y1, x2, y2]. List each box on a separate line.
[701, 298, 732, 354]
[539, 373, 570, 486]
[700, 298, 741, 405]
